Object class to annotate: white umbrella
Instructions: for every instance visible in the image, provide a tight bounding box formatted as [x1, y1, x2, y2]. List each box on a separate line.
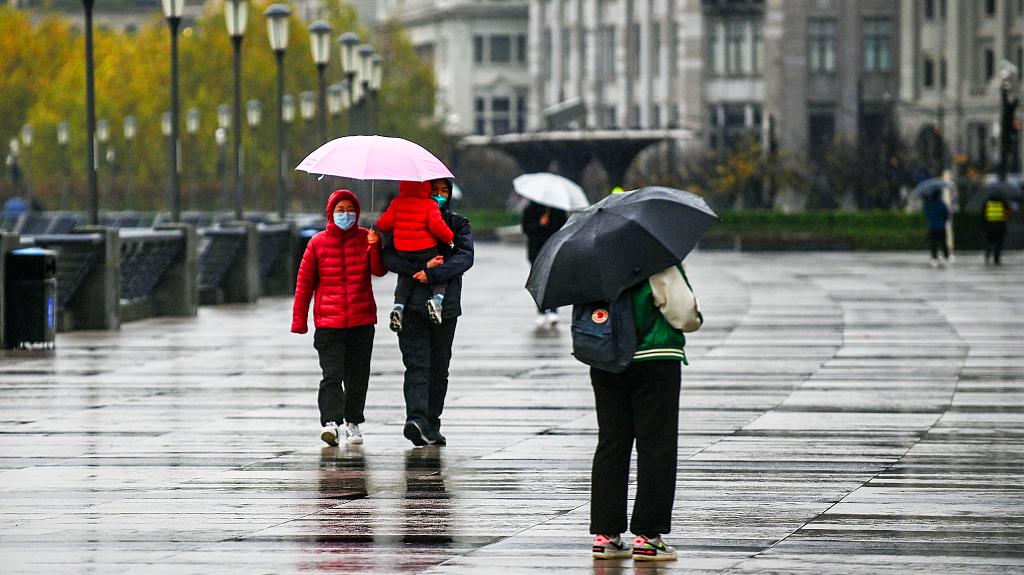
[513, 172, 590, 211]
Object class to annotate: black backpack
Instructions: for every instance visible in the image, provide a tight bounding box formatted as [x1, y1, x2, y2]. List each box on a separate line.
[571, 291, 657, 374]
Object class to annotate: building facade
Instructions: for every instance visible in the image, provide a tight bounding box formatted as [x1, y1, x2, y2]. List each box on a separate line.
[897, 0, 1024, 171]
[374, 0, 531, 137]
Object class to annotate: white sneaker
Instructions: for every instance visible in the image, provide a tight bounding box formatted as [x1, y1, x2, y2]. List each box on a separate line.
[534, 314, 548, 327]
[545, 311, 559, 327]
[345, 422, 363, 444]
[930, 258, 939, 268]
[320, 421, 340, 446]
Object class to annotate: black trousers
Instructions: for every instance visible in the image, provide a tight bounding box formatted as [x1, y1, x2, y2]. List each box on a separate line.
[985, 222, 1006, 264]
[928, 228, 949, 259]
[394, 248, 446, 302]
[313, 325, 374, 426]
[590, 360, 681, 537]
[397, 310, 457, 433]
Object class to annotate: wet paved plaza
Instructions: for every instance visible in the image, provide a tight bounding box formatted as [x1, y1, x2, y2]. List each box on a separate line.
[1, 244, 1022, 574]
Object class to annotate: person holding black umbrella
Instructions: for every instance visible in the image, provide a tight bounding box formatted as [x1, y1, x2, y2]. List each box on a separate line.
[524, 186, 717, 561]
[521, 200, 568, 327]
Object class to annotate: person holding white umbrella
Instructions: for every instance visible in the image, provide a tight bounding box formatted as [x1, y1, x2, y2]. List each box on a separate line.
[514, 173, 589, 328]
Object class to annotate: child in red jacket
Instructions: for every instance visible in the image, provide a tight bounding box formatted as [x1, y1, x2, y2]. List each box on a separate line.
[375, 180, 454, 331]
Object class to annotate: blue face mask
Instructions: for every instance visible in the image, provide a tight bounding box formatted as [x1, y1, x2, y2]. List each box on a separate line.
[333, 212, 356, 230]
[432, 195, 448, 209]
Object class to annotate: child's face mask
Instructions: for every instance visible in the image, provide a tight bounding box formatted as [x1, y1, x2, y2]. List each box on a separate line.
[333, 212, 356, 230]
[432, 195, 448, 209]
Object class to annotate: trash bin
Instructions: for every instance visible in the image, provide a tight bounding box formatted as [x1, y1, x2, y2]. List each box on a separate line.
[4, 247, 57, 349]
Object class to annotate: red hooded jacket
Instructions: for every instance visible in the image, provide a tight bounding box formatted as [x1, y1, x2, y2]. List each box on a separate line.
[291, 190, 385, 333]
[375, 180, 454, 252]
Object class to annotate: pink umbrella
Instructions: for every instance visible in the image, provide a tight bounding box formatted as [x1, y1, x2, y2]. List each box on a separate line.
[295, 135, 453, 181]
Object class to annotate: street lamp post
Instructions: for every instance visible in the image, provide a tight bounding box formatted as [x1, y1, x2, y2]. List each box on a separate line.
[368, 54, 383, 134]
[123, 115, 136, 210]
[161, 112, 172, 214]
[299, 90, 316, 212]
[162, 0, 185, 223]
[327, 82, 343, 136]
[57, 122, 70, 209]
[282, 93, 295, 213]
[246, 99, 261, 211]
[217, 103, 231, 211]
[215, 127, 227, 214]
[225, 0, 248, 221]
[998, 61, 1020, 182]
[356, 44, 374, 135]
[96, 118, 109, 207]
[264, 3, 291, 219]
[308, 20, 332, 147]
[81, 0, 98, 224]
[19, 124, 33, 206]
[337, 32, 360, 135]
[186, 107, 200, 210]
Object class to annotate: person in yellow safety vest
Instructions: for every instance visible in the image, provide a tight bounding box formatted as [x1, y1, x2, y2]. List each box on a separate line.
[982, 192, 1012, 265]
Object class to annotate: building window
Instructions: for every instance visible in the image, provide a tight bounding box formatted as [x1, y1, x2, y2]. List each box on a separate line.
[474, 35, 484, 64]
[516, 34, 527, 64]
[652, 22, 662, 78]
[516, 94, 527, 132]
[603, 105, 617, 129]
[708, 23, 721, 75]
[923, 56, 935, 88]
[490, 35, 512, 64]
[543, 29, 553, 79]
[923, 0, 934, 19]
[863, 18, 892, 73]
[670, 21, 679, 74]
[985, 0, 996, 16]
[651, 104, 661, 128]
[561, 27, 571, 79]
[983, 46, 995, 81]
[752, 20, 762, 74]
[630, 104, 641, 128]
[808, 19, 837, 74]
[492, 97, 511, 135]
[598, 25, 616, 79]
[474, 97, 486, 134]
[630, 23, 641, 76]
[940, 57, 947, 88]
[725, 19, 747, 75]
[808, 105, 836, 154]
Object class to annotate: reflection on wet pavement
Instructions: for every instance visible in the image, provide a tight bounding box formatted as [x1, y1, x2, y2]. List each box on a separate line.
[0, 246, 1022, 573]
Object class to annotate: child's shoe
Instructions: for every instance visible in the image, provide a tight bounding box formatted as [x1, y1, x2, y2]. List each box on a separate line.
[426, 295, 443, 325]
[389, 306, 403, 333]
[592, 534, 631, 559]
[632, 535, 677, 561]
[320, 421, 340, 446]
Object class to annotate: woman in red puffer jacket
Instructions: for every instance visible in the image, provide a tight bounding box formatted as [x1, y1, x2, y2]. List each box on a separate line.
[292, 189, 385, 447]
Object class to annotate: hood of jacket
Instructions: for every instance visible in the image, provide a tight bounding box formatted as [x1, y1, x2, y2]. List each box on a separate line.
[325, 189, 361, 235]
[398, 180, 432, 200]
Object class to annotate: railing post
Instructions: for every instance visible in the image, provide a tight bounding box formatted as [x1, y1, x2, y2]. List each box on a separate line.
[153, 223, 199, 317]
[221, 221, 260, 303]
[70, 226, 120, 330]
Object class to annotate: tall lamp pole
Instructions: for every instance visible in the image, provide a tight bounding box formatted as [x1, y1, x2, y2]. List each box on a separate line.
[186, 107, 200, 210]
[327, 82, 344, 137]
[162, 0, 185, 223]
[337, 32, 360, 135]
[19, 124, 33, 206]
[217, 103, 232, 211]
[225, 0, 248, 221]
[299, 90, 316, 211]
[246, 99, 262, 211]
[264, 3, 291, 219]
[998, 61, 1020, 183]
[368, 54, 383, 134]
[356, 44, 374, 135]
[96, 118, 109, 207]
[57, 122, 70, 209]
[81, 0, 98, 224]
[161, 112, 173, 214]
[123, 115, 137, 210]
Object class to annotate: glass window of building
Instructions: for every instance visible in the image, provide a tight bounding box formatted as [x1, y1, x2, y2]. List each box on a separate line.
[491, 97, 511, 135]
[490, 35, 512, 64]
[652, 22, 662, 78]
[808, 105, 836, 154]
[708, 22, 721, 75]
[725, 19, 746, 75]
[516, 94, 527, 132]
[923, 56, 935, 88]
[543, 29, 553, 79]
[651, 104, 661, 128]
[923, 0, 934, 20]
[561, 27, 572, 80]
[474, 35, 484, 64]
[630, 23, 641, 75]
[599, 25, 616, 79]
[985, 0, 996, 16]
[808, 19, 837, 73]
[517, 34, 527, 64]
[752, 20, 762, 74]
[863, 18, 893, 73]
[982, 46, 995, 82]
[474, 97, 486, 134]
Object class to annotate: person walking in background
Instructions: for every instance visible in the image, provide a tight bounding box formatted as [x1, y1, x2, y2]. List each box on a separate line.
[376, 180, 455, 332]
[521, 200, 568, 327]
[383, 178, 474, 447]
[292, 190, 385, 446]
[982, 190, 1012, 265]
[590, 264, 702, 562]
[923, 190, 950, 268]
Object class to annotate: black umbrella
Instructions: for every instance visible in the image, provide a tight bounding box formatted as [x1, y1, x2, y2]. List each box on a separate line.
[525, 186, 718, 310]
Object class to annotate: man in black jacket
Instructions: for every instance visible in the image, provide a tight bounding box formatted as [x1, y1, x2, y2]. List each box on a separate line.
[382, 178, 474, 446]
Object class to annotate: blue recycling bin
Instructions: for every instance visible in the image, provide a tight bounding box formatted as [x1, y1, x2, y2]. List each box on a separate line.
[4, 247, 57, 349]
